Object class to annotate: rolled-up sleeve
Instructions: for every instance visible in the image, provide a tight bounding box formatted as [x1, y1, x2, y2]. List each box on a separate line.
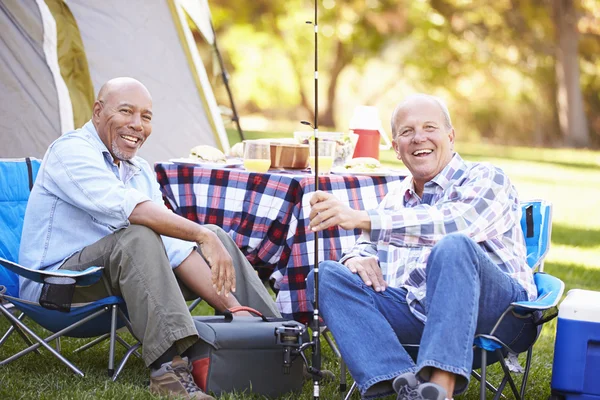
[161, 236, 196, 269]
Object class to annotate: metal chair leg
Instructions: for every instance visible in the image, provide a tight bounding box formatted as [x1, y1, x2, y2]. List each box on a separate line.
[492, 377, 509, 400]
[55, 337, 61, 352]
[0, 313, 41, 354]
[340, 359, 347, 392]
[520, 348, 533, 399]
[471, 370, 507, 399]
[108, 305, 117, 377]
[480, 350, 487, 400]
[112, 342, 142, 382]
[73, 333, 110, 353]
[188, 298, 202, 312]
[0, 305, 84, 377]
[495, 349, 522, 400]
[344, 381, 357, 400]
[116, 336, 142, 359]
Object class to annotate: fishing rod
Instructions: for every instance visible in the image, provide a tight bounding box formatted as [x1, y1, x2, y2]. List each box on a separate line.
[299, 1, 322, 398]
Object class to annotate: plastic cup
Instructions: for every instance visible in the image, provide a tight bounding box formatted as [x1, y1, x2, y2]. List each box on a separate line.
[308, 140, 336, 175]
[243, 140, 271, 173]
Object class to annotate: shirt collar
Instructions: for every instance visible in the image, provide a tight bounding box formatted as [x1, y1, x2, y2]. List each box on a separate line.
[400, 152, 466, 201]
[82, 120, 142, 171]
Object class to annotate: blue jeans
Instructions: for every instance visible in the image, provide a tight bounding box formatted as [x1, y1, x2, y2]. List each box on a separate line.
[307, 234, 537, 399]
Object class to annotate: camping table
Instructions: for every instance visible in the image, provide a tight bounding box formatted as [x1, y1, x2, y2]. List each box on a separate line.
[155, 162, 404, 323]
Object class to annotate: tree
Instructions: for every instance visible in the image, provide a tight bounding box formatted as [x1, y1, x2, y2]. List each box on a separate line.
[553, 0, 590, 147]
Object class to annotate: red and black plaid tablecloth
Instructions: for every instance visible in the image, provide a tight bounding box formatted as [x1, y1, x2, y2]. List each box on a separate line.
[155, 162, 403, 324]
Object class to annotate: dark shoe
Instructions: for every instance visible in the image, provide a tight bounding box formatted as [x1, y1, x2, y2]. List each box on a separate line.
[393, 372, 447, 400]
[150, 356, 214, 400]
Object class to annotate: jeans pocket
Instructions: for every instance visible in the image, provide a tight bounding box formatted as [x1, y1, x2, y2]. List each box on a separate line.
[378, 287, 408, 304]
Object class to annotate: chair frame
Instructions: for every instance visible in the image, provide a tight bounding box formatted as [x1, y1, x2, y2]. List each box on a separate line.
[341, 199, 564, 400]
[0, 261, 142, 380]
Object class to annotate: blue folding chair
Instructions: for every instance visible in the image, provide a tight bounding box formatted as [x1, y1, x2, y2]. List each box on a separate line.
[0, 158, 140, 380]
[471, 199, 564, 400]
[343, 200, 564, 400]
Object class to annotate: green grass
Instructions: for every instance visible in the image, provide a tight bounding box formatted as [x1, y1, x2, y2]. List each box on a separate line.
[2, 136, 599, 399]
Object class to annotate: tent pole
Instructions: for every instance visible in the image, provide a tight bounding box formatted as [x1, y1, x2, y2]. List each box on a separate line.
[211, 22, 245, 141]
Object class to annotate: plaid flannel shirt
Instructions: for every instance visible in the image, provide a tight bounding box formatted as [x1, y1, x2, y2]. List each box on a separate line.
[340, 153, 537, 323]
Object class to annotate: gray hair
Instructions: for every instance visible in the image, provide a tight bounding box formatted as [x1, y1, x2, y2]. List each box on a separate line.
[390, 94, 453, 138]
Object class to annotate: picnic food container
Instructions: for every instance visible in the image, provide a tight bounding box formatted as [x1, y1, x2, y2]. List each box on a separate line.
[550, 289, 600, 399]
[269, 142, 309, 169]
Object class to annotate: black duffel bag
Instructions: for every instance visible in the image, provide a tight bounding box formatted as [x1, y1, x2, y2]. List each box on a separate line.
[186, 306, 309, 398]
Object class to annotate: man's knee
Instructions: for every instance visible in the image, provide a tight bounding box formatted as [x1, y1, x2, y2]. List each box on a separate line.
[427, 233, 479, 275]
[202, 224, 226, 238]
[307, 261, 354, 302]
[121, 224, 162, 243]
[432, 233, 477, 256]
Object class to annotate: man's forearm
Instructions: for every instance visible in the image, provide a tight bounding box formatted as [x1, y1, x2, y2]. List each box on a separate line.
[129, 200, 212, 243]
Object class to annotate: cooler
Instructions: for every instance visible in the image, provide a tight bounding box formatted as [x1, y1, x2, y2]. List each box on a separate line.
[550, 289, 600, 400]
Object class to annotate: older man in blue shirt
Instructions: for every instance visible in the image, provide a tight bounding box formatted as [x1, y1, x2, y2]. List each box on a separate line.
[19, 77, 279, 399]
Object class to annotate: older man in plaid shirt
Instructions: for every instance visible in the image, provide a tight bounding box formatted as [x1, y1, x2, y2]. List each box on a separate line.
[307, 94, 538, 400]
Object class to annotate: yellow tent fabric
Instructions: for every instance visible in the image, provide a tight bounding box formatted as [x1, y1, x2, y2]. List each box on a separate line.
[45, 0, 94, 129]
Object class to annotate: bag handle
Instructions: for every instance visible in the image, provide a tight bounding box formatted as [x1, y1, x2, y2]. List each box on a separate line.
[223, 306, 269, 322]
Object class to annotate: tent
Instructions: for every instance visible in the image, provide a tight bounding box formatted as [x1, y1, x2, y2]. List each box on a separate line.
[0, 0, 232, 165]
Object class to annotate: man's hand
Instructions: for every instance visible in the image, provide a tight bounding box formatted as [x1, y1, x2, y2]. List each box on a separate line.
[344, 256, 387, 292]
[309, 191, 370, 232]
[196, 230, 236, 297]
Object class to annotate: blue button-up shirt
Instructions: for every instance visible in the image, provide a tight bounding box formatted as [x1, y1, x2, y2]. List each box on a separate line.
[19, 121, 195, 301]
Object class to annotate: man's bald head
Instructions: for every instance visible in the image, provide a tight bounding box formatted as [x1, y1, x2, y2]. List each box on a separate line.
[92, 77, 153, 164]
[97, 77, 152, 104]
[391, 94, 452, 139]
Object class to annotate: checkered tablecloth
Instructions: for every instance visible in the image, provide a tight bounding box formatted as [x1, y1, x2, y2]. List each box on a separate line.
[155, 162, 403, 323]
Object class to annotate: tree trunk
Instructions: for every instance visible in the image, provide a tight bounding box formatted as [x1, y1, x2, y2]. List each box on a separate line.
[553, 0, 589, 147]
[319, 40, 351, 128]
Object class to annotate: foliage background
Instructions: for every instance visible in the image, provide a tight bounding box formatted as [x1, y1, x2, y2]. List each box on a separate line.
[199, 0, 600, 149]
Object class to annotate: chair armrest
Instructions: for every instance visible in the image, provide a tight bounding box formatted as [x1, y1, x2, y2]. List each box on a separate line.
[0, 257, 103, 287]
[511, 272, 565, 311]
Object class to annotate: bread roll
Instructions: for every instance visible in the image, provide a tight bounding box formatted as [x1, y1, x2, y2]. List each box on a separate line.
[189, 145, 227, 163]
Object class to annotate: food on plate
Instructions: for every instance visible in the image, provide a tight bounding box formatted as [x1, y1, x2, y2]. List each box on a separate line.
[189, 145, 227, 163]
[228, 142, 244, 158]
[343, 157, 382, 172]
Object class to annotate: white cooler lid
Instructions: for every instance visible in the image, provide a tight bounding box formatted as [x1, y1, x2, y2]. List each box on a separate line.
[558, 289, 600, 322]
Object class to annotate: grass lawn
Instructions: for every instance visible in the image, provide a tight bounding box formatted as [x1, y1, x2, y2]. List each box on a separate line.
[1, 135, 599, 399]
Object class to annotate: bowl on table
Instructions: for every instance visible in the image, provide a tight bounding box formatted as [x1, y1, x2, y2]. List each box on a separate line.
[269, 142, 309, 169]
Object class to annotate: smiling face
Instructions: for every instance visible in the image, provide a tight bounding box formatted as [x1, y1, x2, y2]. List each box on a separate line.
[391, 96, 455, 196]
[92, 78, 153, 164]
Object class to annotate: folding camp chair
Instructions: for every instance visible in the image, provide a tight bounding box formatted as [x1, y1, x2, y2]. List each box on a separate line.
[0, 158, 140, 380]
[342, 199, 564, 400]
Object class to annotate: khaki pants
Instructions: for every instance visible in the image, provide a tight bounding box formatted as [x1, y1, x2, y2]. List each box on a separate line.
[60, 224, 280, 366]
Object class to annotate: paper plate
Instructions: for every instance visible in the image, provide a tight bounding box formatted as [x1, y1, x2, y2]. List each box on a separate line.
[331, 167, 402, 177]
[169, 158, 244, 168]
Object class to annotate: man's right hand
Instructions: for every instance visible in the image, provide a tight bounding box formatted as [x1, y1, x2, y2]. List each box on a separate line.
[343, 256, 387, 292]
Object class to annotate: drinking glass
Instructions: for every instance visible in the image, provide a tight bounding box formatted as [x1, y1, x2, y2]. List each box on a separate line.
[243, 140, 271, 173]
[308, 140, 336, 174]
